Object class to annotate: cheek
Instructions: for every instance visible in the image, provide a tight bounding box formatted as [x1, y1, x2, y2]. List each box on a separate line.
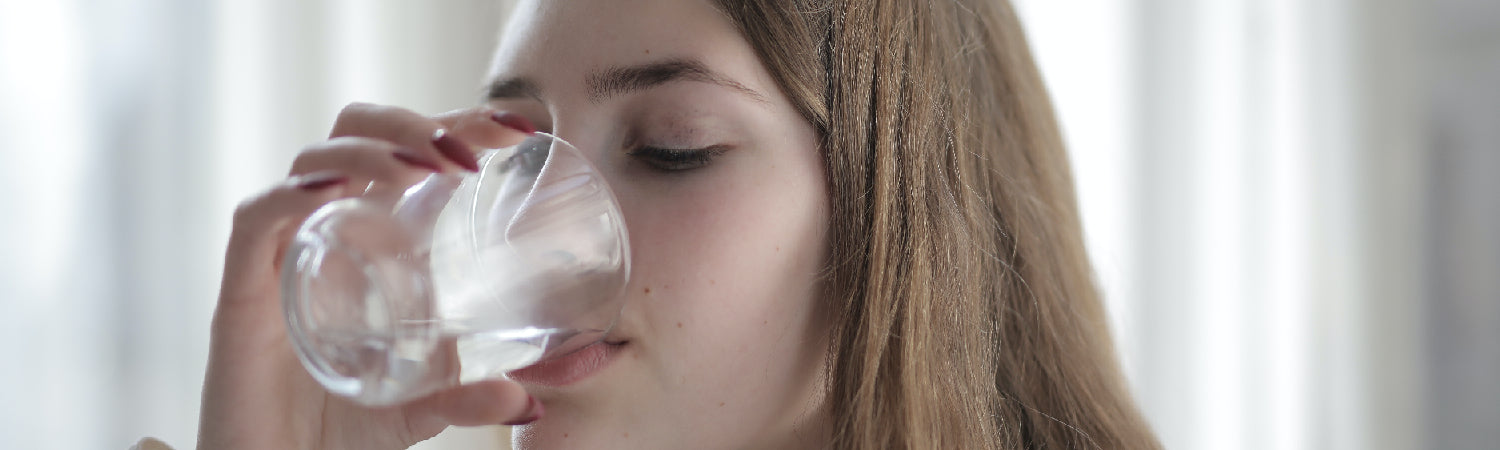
[621, 156, 829, 388]
[632, 175, 824, 312]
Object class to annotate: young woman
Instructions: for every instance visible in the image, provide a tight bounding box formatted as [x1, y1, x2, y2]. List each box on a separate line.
[196, 0, 1160, 448]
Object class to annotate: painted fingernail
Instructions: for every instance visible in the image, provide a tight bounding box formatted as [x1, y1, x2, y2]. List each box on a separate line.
[392, 148, 443, 172]
[502, 396, 545, 426]
[491, 111, 537, 134]
[431, 128, 480, 172]
[295, 173, 348, 191]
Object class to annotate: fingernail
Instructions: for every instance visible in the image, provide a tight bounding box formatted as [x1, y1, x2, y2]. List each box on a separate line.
[392, 148, 443, 172]
[502, 396, 544, 426]
[491, 111, 537, 134]
[295, 172, 348, 191]
[431, 128, 480, 172]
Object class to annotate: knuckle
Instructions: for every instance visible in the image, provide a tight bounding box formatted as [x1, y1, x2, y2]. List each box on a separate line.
[331, 102, 389, 136]
[336, 101, 378, 119]
[294, 139, 353, 161]
[293, 140, 333, 158]
[289, 137, 394, 173]
[288, 142, 335, 173]
[433, 106, 487, 125]
[231, 189, 274, 226]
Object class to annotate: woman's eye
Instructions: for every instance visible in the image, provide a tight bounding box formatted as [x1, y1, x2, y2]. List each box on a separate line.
[628, 145, 728, 172]
[503, 138, 550, 175]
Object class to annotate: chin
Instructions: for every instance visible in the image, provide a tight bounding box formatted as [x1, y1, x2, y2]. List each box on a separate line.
[510, 418, 637, 450]
[506, 341, 640, 449]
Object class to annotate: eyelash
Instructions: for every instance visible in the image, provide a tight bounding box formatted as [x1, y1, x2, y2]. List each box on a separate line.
[628, 145, 728, 172]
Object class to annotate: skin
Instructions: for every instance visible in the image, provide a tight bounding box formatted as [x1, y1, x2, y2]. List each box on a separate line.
[197, 0, 830, 448]
[490, 1, 830, 449]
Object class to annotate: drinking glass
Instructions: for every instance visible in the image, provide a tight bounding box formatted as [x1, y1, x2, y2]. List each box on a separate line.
[280, 133, 630, 406]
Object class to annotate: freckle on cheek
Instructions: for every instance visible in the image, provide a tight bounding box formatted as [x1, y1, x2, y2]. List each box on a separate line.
[644, 286, 651, 294]
[677, 322, 683, 328]
[719, 401, 726, 407]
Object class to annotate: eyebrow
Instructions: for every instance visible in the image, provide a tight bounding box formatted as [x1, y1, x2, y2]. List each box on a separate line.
[486, 77, 542, 102]
[484, 58, 767, 104]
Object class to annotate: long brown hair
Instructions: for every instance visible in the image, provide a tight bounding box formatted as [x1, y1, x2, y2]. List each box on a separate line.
[712, 1, 1160, 448]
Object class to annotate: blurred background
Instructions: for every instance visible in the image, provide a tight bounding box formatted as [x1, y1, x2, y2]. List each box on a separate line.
[0, 0, 1493, 449]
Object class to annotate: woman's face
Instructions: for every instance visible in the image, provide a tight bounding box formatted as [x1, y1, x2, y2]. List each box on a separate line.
[486, 0, 830, 448]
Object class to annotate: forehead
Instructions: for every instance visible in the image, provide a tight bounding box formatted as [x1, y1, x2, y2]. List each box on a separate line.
[488, 0, 762, 98]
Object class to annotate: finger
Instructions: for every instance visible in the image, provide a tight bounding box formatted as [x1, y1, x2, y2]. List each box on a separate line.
[407, 380, 543, 427]
[221, 171, 351, 304]
[330, 103, 490, 172]
[287, 136, 443, 200]
[432, 107, 536, 151]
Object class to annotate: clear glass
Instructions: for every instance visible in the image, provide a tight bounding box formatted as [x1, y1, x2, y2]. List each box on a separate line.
[280, 133, 630, 406]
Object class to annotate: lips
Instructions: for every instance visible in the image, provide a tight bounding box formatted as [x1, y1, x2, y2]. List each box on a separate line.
[506, 340, 627, 387]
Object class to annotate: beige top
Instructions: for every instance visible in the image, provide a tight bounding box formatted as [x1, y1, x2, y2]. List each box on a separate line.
[130, 438, 174, 450]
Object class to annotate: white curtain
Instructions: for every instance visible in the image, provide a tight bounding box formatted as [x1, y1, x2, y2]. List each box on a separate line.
[3, 1, 1493, 449]
[0, 1, 508, 448]
[1015, 0, 1437, 449]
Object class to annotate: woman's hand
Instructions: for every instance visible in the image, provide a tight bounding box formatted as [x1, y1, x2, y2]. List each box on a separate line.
[198, 104, 540, 450]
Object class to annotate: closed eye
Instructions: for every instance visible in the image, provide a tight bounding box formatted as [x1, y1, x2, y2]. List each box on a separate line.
[501, 138, 550, 175]
[628, 145, 729, 171]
